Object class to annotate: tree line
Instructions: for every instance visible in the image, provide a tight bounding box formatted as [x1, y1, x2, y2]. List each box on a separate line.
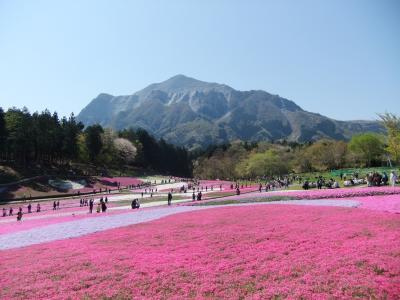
[0, 107, 192, 177]
[1, 107, 399, 180]
[193, 113, 400, 179]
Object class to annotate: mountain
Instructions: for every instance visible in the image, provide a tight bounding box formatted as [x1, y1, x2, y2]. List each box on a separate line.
[77, 75, 384, 149]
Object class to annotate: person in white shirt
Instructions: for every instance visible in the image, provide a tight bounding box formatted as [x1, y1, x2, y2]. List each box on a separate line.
[390, 171, 397, 187]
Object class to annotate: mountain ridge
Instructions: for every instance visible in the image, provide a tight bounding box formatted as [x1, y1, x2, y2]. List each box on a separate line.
[77, 75, 384, 149]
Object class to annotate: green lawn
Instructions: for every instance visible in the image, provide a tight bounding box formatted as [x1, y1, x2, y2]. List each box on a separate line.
[196, 196, 294, 206]
[111, 195, 187, 206]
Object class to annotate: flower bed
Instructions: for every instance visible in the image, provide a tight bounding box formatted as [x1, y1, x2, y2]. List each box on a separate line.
[350, 194, 400, 214]
[98, 177, 143, 187]
[0, 205, 399, 299]
[279, 186, 400, 199]
[0, 201, 138, 234]
[192, 186, 400, 206]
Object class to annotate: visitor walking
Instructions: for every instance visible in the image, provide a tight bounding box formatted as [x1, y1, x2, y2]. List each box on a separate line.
[53, 201, 57, 210]
[36, 203, 41, 213]
[167, 192, 172, 206]
[101, 201, 107, 212]
[17, 207, 23, 221]
[382, 172, 389, 185]
[89, 199, 94, 213]
[27, 203, 32, 213]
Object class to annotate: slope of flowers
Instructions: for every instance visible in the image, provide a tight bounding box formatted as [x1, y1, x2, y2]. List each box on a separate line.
[1, 205, 399, 299]
[0, 208, 133, 235]
[98, 176, 143, 187]
[281, 186, 400, 199]
[193, 186, 400, 205]
[0, 196, 122, 220]
[350, 194, 400, 214]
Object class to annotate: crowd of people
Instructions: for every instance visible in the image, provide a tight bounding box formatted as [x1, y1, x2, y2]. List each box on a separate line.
[1, 195, 111, 221]
[2, 202, 45, 219]
[3, 171, 398, 221]
[300, 170, 399, 190]
[340, 170, 398, 187]
[81, 196, 108, 213]
[302, 178, 340, 190]
[366, 171, 398, 187]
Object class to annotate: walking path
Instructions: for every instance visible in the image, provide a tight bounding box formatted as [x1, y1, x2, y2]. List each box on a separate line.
[0, 199, 360, 250]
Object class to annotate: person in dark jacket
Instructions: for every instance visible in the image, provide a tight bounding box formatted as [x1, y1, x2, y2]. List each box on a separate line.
[17, 207, 23, 221]
[89, 199, 94, 213]
[101, 200, 107, 212]
[167, 192, 172, 206]
[131, 199, 140, 209]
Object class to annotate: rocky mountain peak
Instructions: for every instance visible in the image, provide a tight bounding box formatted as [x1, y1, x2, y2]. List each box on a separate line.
[77, 76, 383, 149]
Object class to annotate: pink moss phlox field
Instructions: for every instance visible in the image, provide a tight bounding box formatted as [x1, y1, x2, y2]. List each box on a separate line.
[0, 196, 121, 220]
[99, 177, 143, 187]
[200, 180, 258, 190]
[1, 205, 399, 299]
[0, 209, 132, 235]
[1, 182, 146, 214]
[350, 194, 400, 213]
[193, 186, 400, 205]
[199, 180, 234, 187]
[9, 177, 142, 197]
[276, 186, 400, 199]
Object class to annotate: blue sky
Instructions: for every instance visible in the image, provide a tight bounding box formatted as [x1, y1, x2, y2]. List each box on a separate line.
[0, 0, 399, 120]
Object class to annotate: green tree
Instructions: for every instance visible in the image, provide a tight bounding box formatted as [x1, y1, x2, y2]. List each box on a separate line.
[97, 128, 117, 166]
[77, 133, 89, 162]
[4, 107, 34, 164]
[193, 142, 247, 179]
[236, 149, 289, 178]
[298, 139, 347, 171]
[84, 124, 104, 162]
[0, 107, 6, 156]
[61, 113, 84, 161]
[348, 133, 384, 167]
[31, 109, 63, 162]
[379, 113, 400, 163]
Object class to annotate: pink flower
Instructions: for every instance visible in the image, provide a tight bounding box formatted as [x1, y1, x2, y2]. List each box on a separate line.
[0, 205, 399, 299]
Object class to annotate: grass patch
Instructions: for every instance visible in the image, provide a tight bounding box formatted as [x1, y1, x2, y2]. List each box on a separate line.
[205, 191, 237, 198]
[195, 196, 295, 206]
[112, 195, 187, 206]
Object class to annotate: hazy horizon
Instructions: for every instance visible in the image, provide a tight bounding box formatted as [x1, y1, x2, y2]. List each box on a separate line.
[1, 0, 399, 121]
